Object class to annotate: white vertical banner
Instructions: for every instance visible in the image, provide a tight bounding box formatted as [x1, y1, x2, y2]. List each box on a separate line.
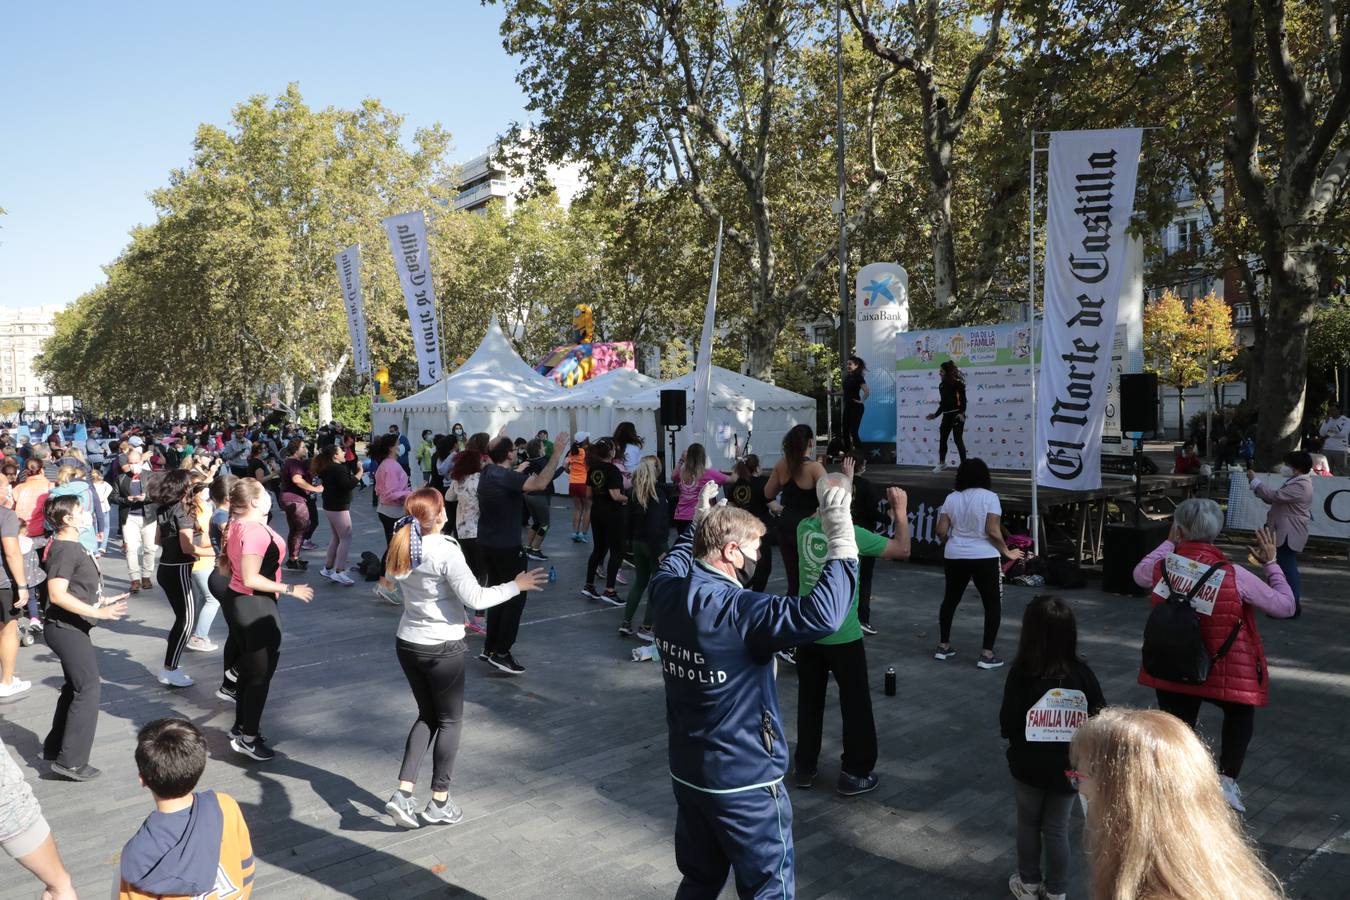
[1101, 236, 1145, 449]
[334, 244, 371, 378]
[854, 262, 909, 443]
[1036, 128, 1143, 489]
[690, 220, 724, 444]
[383, 211, 443, 386]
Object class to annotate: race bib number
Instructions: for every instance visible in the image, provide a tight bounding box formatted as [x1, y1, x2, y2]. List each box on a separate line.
[1150, 553, 1225, 616]
[1024, 689, 1090, 742]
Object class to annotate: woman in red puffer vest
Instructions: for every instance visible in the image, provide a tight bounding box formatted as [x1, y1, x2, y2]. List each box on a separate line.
[1131, 499, 1296, 814]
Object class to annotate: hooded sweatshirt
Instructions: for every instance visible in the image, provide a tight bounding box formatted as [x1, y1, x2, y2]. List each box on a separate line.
[118, 791, 254, 900]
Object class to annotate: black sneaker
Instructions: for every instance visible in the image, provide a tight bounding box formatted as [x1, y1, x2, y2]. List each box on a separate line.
[230, 734, 275, 761]
[421, 796, 464, 826]
[860, 622, 878, 636]
[284, 558, 306, 571]
[580, 585, 602, 600]
[618, 620, 634, 636]
[836, 771, 879, 796]
[526, 547, 549, 561]
[487, 652, 525, 675]
[477, 651, 490, 662]
[775, 648, 797, 665]
[600, 590, 624, 607]
[636, 625, 655, 642]
[977, 654, 1005, 670]
[933, 645, 957, 661]
[50, 762, 101, 781]
[794, 768, 817, 789]
[215, 685, 238, 702]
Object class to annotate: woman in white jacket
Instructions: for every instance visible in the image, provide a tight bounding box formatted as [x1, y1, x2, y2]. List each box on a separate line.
[381, 488, 547, 829]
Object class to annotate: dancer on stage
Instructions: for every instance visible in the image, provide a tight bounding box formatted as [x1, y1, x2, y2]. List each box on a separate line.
[926, 360, 967, 472]
[841, 356, 869, 453]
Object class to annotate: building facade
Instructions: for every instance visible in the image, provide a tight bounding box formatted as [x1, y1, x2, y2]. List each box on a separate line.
[0, 305, 61, 398]
[453, 135, 585, 215]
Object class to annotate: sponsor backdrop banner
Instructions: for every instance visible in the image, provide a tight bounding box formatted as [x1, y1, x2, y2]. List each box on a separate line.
[383, 211, 443, 386]
[1227, 474, 1350, 540]
[854, 263, 910, 443]
[334, 244, 371, 378]
[1036, 128, 1143, 490]
[895, 323, 1037, 470]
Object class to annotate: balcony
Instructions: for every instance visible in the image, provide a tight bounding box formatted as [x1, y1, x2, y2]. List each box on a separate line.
[453, 179, 512, 211]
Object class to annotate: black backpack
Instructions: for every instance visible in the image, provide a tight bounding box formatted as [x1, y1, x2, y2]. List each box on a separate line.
[1142, 560, 1242, 684]
[357, 551, 383, 582]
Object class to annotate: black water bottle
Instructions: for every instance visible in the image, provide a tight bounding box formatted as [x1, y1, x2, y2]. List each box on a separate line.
[884, 667, 896, 697]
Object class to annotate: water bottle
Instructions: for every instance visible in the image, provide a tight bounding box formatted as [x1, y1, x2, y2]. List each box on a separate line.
[547, 565, 556, 584]
[884, 667, 896, 697]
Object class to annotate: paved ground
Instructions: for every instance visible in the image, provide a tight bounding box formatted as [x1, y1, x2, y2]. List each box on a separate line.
[2, 490, 1348, 899]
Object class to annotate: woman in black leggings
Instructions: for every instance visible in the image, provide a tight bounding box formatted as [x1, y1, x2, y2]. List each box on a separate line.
[382, 488, 547, 828]
[217, 478, 314, 762]
[151, 469, 208, 688]
[926, 360, 968, 471]
[581, 439, 627, 606]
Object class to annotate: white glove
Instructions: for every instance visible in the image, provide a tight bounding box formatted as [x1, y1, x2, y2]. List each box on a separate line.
[819, 485, 858, 561]
[692, 480, 720, 527]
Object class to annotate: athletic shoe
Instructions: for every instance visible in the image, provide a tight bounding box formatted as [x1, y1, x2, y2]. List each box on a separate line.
[50, 762, 101, 781]
[157, 668, 195, 688]
[1221, 774, 1247, 813]
[230, 734, 275, 761]
[615, 571, 630, 585]
[186, 636, 217, 652]
[477, 651, 490, 662]
[319, 567, 334, 579]
[526, 548, 549, 561]
[140, 578, 153, 591]
[836, 771, 879, 796]
[465, 619, 486, 636]
[580, 533, 591, 543]
[933, 645, 957, 661]
[621, 556, 636, 569]
[618, 620, 634, 636]
[860, 622, 878, 636]
[130, 581, 141, 594]
[636, 625, 655, 643]
[302, 540, 318, 550]
[486, 652, 525, 675]
[373, 584, 402, 605]
[385, 791, 421, 829]
[284, 558, 306, 571]
[0, 679, 32, 700]
[332, 572, 355, 586]
[571, 533, 584, 543]
[977, 654, 1005, 670]
[581, 584, 602, 600]
[215, 685, 237, 702]
[27, 618, 42, 634]
[775, 648, 797, 666]
[600, 590, 624, 607]
[421, 796, 464, 826]
[931, 463, 946, 473]
[1007, 873, 1042, 900]
[1043, 892, 1067, 900]
[795, 768, 817, 789]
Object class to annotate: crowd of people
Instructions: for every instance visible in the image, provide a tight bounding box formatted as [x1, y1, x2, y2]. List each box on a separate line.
[0, 412, 1310, 899]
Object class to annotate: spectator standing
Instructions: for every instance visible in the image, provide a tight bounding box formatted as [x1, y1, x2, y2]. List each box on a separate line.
[415, 429, 436, 487]
[1317, 403, 1350, 474]
[1247, 453, 1312, 618]
[115, 448, 157, 593]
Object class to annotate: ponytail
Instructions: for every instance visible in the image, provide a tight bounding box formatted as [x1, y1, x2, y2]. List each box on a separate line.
[385, 488, 444, 578]
[218, 477, 265, 579]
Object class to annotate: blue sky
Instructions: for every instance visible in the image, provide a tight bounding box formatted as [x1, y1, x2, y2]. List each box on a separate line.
[0, 1, 526, 311]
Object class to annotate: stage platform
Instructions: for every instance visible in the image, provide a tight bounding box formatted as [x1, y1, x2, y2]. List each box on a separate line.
[862, 464, 1200, 563]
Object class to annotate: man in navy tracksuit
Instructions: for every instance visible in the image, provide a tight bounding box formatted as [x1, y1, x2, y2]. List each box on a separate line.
[651, 479, 859, 899]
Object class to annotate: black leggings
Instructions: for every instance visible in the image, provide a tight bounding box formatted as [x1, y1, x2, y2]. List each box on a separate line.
[209, 570, 238, 691]
[222, 590, 282, 736]
[156, 562, 196, 670]
[1155, 690, 1256, 778]
[842, 401, 864, 451]
[749, 535, 775, 593]
[939, 557, 1002, 650]
[43, 620, 100, 769]
[939, 413, 967, 464]
[779, 519, 805, 596]
[587, 508, 625, 589]
[396, 638, 466, 793]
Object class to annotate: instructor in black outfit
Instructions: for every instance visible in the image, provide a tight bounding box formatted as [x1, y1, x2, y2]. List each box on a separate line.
[926, 360, 967, 471]
[841, 356, 869, 453]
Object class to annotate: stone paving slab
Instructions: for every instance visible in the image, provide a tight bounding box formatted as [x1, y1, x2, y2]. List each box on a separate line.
[2, 491, 1348, 898]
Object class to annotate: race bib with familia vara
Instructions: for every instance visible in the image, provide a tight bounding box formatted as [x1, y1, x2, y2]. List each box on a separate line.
[1024, 688, 1090, 742]
[1151, 553, 1227, 616]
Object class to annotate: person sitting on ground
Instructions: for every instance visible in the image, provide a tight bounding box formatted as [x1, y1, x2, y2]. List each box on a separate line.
[117, 718, 255, 900]
[1069, 708, 1286, 900]
[1132, 499, 1295, 812]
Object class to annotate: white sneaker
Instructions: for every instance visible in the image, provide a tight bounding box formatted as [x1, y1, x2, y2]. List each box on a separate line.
[1007, 873, 1041, 900]
[332, 572, 355, 586]
[0, 678, 32, 700]
[157, 668, 194, 688]
[319, 567, 334, 580]
[1220, 774, 1246, 813]
[185, 636, 218, 652]
[932, 463, 947, 473]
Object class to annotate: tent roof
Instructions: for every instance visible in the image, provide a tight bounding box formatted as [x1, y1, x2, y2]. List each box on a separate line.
[376, 315, 563, 410]
[545, 367, 657, 406]
[620, 365, 812, 410]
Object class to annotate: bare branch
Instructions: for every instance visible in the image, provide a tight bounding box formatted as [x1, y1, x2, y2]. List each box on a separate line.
[946, 0, 1007, 141]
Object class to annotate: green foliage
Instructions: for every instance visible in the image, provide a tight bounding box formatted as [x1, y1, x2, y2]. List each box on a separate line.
[298, 393, 372, 433]
[1307, 301, 1350, 372]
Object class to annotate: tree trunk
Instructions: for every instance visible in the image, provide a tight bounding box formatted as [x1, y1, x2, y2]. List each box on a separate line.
[315, 353, 350, 427]
[745, 306, 782, 382]
[1255, 249, 1320, 466]
[930, 170, 958, 309]
[281, 372, 297, 415]
[1178, 389, 1186, 441]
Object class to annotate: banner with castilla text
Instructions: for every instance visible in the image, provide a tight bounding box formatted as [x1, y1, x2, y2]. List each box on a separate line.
[1036, 128, 1143, 490]
[383, 211, 443, 386]
[334, 244, 371, 379]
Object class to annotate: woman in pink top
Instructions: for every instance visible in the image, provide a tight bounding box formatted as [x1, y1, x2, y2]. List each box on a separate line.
[1246, 451, 1313, 618]
[672, 443, 733, 532]
[372, 433, 412, 604]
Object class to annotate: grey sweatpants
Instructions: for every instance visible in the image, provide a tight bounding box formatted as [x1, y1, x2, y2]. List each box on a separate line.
[1014, 780, 1075, 895]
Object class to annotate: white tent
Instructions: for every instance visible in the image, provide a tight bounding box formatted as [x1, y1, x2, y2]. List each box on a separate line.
[614, 365, 816, 467]
[535, 367, 658, 440]
[372, 316, 565, 439]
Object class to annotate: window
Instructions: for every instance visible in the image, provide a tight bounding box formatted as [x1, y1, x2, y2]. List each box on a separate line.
[1233, 303, 1253, 324]
[1176, 219, 1203, 254]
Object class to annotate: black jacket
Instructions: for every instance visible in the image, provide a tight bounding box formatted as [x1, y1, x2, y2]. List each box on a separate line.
[998, 659, 1106, 792]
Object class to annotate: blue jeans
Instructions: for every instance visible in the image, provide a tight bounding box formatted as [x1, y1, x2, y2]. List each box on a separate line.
[1276, 541, 1301, 605]
[191, 566, 221, 641]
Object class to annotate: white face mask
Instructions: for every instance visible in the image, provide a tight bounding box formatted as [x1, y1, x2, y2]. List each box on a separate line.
[1277, 464, 1293, 478]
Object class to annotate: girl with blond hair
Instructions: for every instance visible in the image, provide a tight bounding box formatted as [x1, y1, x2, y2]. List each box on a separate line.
[620, 456, 667, 641]
[1069, 708, 1285, 900]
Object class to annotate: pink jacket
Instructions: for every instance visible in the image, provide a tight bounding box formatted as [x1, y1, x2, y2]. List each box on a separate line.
[1250, 473, 1313, 552]
[375, 459, 412, 508]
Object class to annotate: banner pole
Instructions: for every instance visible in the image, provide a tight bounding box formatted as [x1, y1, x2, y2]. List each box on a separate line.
[1028, 131, 1041, 557]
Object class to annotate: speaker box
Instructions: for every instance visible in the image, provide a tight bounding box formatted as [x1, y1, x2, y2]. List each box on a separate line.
[1101, 521, 1172, 595]
[660, 389, 687, 428]
[1119, 373, 1158, 434]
